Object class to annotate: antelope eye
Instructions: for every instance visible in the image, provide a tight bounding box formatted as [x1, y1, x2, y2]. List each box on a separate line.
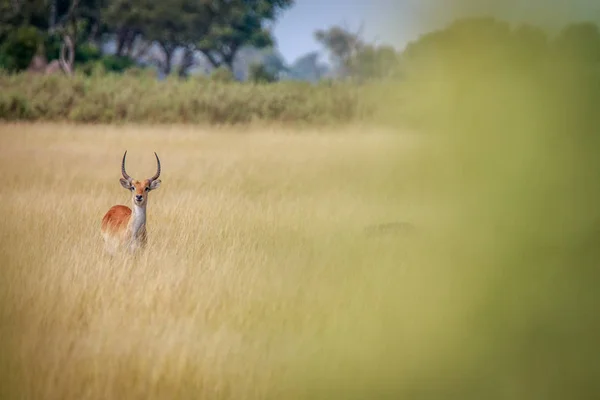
[130, 186, 135, 191]
[145, 187, 150, 192]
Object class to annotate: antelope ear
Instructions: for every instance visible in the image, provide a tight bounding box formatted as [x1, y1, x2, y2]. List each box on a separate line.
[120, 178, 132, 190]
[149, 179, 161, 190]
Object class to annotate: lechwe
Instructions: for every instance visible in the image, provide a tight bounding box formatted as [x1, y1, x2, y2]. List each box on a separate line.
[101, 151, 162, 254]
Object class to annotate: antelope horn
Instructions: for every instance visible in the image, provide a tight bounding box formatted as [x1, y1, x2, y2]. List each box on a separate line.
[121, 150, 132, 181]
[150, 152, 161, 181]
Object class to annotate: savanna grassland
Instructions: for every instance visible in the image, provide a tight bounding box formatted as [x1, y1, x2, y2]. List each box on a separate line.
[0, 123, 451, 399]
[3, 17, 600, 398]
[1, 106, 600, 399]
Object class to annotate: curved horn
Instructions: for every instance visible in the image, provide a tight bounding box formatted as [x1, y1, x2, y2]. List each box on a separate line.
[121, 150, 132, 181]
[150, 152, 161, 181]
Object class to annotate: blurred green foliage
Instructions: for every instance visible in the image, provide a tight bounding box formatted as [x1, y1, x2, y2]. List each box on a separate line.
[0, 73, 365, 124]
[296, 11, 600, 400]
[0, 29, 137, 74]
[0, 25, 41, 72]
[248, 63, 279, 83]
[209, 66, 236, 83]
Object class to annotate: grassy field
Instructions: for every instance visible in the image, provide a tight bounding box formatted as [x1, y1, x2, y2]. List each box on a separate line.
[1, 122, 598, 399]
[0, 123, 440, 399]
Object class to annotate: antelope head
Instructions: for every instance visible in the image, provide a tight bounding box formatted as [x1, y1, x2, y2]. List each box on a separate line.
[119, 151, 162, 207]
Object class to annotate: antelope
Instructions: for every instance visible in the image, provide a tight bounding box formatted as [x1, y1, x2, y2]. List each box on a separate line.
[101, 151, 162, 254]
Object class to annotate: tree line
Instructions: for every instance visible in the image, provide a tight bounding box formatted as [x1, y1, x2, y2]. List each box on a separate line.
[272, 17, 600, 83]
[1, 3, 600, 84]
[316, 17, 600, 82]
[0, 0, 293, 77]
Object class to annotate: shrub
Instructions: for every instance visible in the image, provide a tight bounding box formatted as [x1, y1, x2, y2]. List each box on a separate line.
[99, 54, 136, 73]
[75, 43, 102, 64]
[210, 66, 235, 83]
[248, 63, 278, 83]
[0, 25, 42, 72]
[0, 73, 375, 125]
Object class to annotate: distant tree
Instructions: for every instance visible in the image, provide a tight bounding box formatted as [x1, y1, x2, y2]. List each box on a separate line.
[0, 0, 103, 43]
[286, 51, 329, 81]
[349, 44, 399, 81]
[512, 24, 549, 67]
[0, 0, 295, 76]
[315, 25, 400, 81]
[314, 25, 364, 78]
[401, 16, 535, 78]
[228, 46, 287, 80]
[103, 0, 208, 75]
[103, 0, 294, 76]
[444, 17, 514, 71]
[0, 0, 103, 73]
[402, 28, 446, 62]
[553, 22, 600, 63]
[197, 0, 294, 71]
[248, 62, 278, 83]
[0, 0, 45, 37]
[0, 25, 42, 72]
[261, 51, 287, 77]
[102, 0, 147, 57]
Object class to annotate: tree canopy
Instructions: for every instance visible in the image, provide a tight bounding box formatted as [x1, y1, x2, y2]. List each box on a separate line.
[3, 3, 600, 83]
[0, 0, 294, 76]
[315, 25, 400, 81]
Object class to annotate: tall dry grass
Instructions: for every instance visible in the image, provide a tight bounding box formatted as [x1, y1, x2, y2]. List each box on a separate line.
[1, 119, 599, 399]
[0, 123, 432, 399]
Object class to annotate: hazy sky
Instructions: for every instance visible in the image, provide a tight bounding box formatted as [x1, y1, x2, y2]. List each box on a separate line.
[272, 0, 424, 63]
[272, 0, 600, 64]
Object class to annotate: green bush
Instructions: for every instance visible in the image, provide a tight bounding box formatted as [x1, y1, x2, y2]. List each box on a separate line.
[0, 73, 373, 125]
[41, 37, 135, 75]
[75, 43, 102, 64]
[248, 63, 278, 83]
[210, 66, 235, 82]
[98, 54, 136, 73]
[0, 25, 42, 72]
[0, 92, 32, 120]
[43, 34, 62, 61]
[79, 55, 136, 76]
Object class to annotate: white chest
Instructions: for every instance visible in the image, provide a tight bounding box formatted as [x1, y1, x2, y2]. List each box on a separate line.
[128, 205, 147, 242]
